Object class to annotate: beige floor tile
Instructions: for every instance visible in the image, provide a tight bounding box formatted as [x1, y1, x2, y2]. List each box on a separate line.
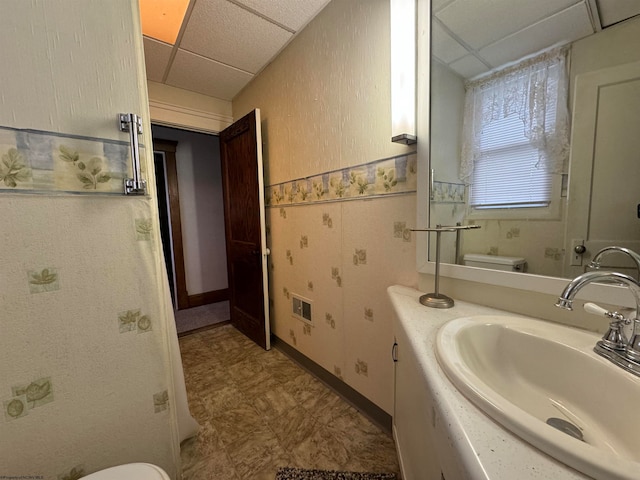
[199, 384, 244, 412]
[308, 390, 355, 426]
[260, 350, 307, 384]
[226, 354, 271, 384]
[209, 402, 266, 447]
[180, 425, 239, 480]
[179, 324, 399, 479]
[281, 371, 331, 407]
[225, 423, 291, 478]
[268, 405, 319, 452]
[250, 385, 299, 422]
[290, 426, 351, 471]
[180, 456, 239, 480]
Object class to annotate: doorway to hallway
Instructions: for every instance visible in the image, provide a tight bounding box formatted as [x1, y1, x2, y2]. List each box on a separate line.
[152, 124, 230, 333]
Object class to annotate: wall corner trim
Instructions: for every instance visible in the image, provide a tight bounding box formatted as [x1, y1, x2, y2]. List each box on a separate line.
[149, 99, 233, 134]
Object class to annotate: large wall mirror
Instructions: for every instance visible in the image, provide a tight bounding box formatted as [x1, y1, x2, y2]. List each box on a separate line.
[422, 0, 640, 292]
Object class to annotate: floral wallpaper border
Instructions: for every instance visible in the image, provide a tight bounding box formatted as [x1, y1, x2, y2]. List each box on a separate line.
[0, 125, 143, 195]
[265, 153, 417, 207]
[432, 180, 466, 204]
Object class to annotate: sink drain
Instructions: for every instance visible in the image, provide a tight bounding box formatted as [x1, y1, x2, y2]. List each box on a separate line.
[546, 417, 584, 442]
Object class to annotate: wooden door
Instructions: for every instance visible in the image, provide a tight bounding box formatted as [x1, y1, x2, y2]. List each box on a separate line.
[564, 61, 640, 277]
[220, 109, 271, 349]
[153, 139, 189, 310]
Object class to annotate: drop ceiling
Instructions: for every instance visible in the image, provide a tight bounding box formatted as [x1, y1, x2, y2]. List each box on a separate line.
[142, 0, 331, 101]
[433, 0, 640, 79]
[142, 0, 640, 102]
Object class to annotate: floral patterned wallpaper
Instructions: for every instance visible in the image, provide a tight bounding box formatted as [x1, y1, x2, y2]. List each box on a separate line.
[431, 180, 465, 204]
[266, 153, 417, 207]
[266, 153, 419, 413]
[0, 125, 141, 195]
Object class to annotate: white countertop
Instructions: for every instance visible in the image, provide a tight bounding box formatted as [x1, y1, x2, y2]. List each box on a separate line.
[388, 285, 591, 480]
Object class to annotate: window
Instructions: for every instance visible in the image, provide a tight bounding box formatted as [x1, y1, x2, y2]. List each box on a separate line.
[460, 47, 570, 211]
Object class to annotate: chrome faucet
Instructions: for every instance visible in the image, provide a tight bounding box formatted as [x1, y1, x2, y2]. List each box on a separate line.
[588, 246, 640, 281]
[556, 270, 640, 377]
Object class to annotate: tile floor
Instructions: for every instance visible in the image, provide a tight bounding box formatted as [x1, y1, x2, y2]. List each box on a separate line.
[179, 324, 400, 479]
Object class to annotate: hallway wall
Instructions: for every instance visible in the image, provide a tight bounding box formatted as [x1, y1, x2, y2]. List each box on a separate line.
[152, 125, 228, 297]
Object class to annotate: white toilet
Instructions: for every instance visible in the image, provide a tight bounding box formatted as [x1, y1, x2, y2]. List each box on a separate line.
[82, 463, 170, 480]
[462, 253, 527, 272]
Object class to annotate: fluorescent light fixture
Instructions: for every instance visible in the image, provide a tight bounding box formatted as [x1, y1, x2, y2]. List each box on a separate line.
[139, 0, 190, 45]
[390, 0, 417, 145]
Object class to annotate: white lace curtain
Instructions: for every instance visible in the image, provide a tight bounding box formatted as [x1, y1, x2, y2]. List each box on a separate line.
[459, 46, 570, 183]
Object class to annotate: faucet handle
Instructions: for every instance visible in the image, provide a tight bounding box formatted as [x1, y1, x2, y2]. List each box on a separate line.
[585, 303, 630, 351]
[584, 302, 631, 324]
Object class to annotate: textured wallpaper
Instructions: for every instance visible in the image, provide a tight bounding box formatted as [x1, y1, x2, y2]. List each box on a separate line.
[234, 0, 411, 185]
[267, 194, 418, 412]
[0, 1, 180, 478]
[234, 0, 419, 413]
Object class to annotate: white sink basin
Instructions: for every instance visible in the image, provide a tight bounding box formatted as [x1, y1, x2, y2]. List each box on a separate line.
[436, 315, 640, 480]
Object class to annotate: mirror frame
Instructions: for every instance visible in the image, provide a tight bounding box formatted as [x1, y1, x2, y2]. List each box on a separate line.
[415, 0, 634, 308]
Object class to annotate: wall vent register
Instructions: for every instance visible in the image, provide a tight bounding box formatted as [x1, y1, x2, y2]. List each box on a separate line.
[292, 295, 312, 323]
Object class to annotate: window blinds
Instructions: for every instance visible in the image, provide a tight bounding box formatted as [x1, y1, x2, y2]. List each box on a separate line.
[470, 110, 554, 208]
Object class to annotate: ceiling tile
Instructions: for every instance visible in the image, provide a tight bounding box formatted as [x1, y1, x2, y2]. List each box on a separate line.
[449, 54, 490, 79]
[597, 0, 640, 27]
[180, 0, 292, 74]
[233, 0, 331, 31]
[432, 0, 455, 14]
[165, 49, 254, 101]
[437, 0, 578, 49]
[432, 20, 469, 64]
[143, 37, 173, 82]
[479, 2, 594, 69]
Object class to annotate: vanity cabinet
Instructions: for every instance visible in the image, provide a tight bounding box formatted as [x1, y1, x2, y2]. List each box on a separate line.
[394, 317, 474, 480]
[393, 322, 441, 480]
[393, 315, 470, 480]
[393, 323, 441, 480]
[389, 285, 593, 480]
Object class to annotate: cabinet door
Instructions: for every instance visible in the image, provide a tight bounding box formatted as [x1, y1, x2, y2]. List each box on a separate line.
[393, 325, 442, 479]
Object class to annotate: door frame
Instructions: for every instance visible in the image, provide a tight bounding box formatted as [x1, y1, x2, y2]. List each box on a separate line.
[153, 138, 190, 310]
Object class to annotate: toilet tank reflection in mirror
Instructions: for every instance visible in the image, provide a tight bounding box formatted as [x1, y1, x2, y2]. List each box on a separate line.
[428, 0, 640, 279]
